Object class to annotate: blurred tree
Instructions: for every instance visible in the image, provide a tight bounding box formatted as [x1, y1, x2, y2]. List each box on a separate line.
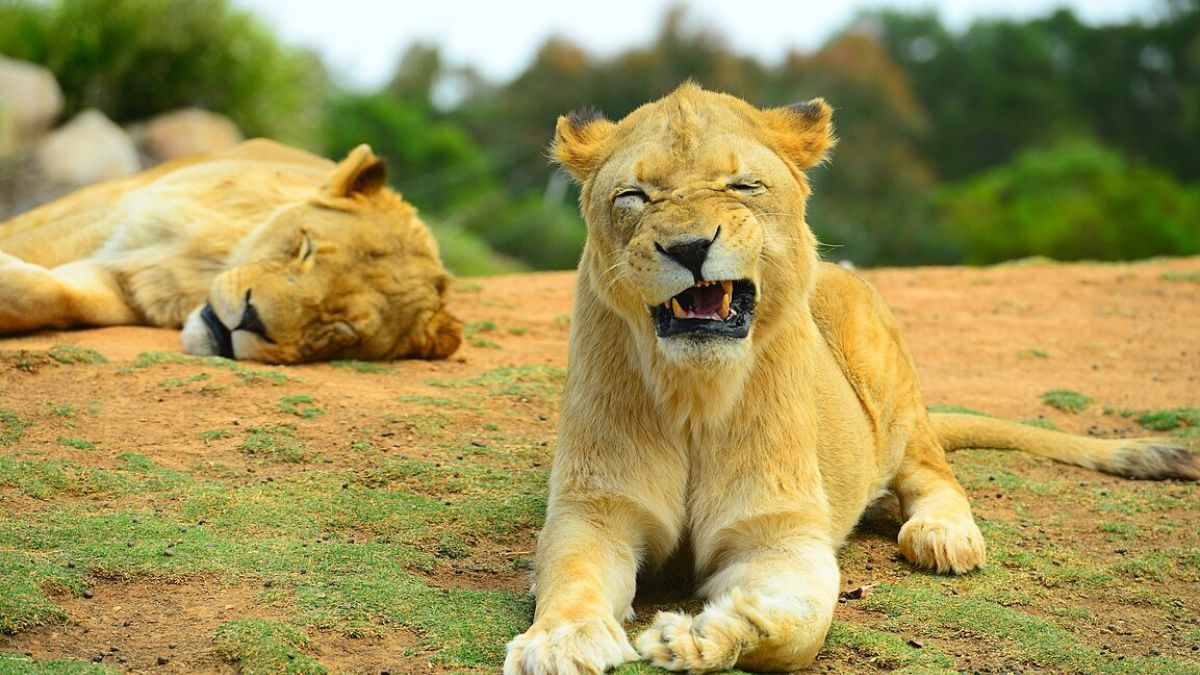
[938, 138, 1200, 263]
[871, 1, 1200, 181]
[321, 93, 496, 214]
[0, 0, 327, 142]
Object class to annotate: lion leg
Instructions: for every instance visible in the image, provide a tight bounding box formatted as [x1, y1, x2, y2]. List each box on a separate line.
[891, 425, 986, 574]
[0, 254, 139, 332]
[636, 529, 839, 672]
[504, 500, 646, 675]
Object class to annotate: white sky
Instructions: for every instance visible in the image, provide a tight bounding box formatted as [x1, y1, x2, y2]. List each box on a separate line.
[234, 0, 1162, 90]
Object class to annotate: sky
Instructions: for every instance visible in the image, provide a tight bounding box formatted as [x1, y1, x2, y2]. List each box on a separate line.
[234, 0, 1162, 90]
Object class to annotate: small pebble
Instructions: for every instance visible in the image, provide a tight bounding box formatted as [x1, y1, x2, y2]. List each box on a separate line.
[158, 656, 169, 665]
[263, 579, 275, 588]
[82, 589, 94, 599]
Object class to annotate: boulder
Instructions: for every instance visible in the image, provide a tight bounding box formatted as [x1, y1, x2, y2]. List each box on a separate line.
[0, 56, 64, 154]
[34, 109, 140, 187]
[131, 107, 242, 164]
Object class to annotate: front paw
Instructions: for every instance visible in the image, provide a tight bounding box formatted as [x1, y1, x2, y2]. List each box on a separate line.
[505, 615, 638, 675]
[898, 512, 987, 574]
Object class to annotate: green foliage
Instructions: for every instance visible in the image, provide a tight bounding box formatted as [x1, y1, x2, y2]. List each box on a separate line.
[1134, 408, 1200, 432]
[213, 620, 325, 675]
[0, 0, 326, 141]
[0, 410, 32, 446]
[938, 139, 1200, 263]
[1042, 389, 1093, 413]
[321, 93, 495, 213]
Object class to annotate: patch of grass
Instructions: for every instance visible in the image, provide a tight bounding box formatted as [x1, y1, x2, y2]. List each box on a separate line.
[466, 320, 497, 336]
[0, 410, 32, 446]
[866, 583, 1197, 673]
[240, 425, 306, 463]
[454, 282, 483, 293]
[1020, 348, 1049, 358]
[1098, 521, 1139, 541]
[927, 404, 991, 416]
[396, 395, 479, 410]
[47, 344, 108, 365]
[277, 395, 326, 420]
[1160, 270, 1200, 282]
[158, 373, 211, 388]
[822, 621, 954, 671]
[46, 403, 77, 418]
[122, 351, 290, 386]
[56, 437, 98, 450]
[1134, 408, 1200, 432]
[554, 313, 571, 326]
[1018, 418, 1060, 430]
[0, 653, 115, 673]
[428, 365, 567, 399]
[199, 429, 233, 441]
[1041, 389, 1093, 413]
[0, 552, 75, 633]
[213, 619, 325, 674]
[468, 337, 503, 349]
[330, 360, 396, 374]
[508, 326, 528, 336]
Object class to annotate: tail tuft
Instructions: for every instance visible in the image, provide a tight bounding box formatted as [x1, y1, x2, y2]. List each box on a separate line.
[1110, 441, 1200, 481]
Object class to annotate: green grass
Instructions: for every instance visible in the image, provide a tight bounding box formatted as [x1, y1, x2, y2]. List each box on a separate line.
[277, 395, 326, 420]
[199, 429, 233, 441]
[0, 653, 115, 673]
[428, 365, 567, 399]
[213, 620, 325, 674]
[47, 344, 108, 365]
[1020, 348, 1049, 358]
[0, 409, 32, 446]
[1160, 270, 1200, 283]
[330, 360, 396, 374]
[55, 437, 98, 450]
[927, 404, 991, 416]
[122, 351, 290, 386]
[240, 425, 307, 463]
[1041, 389, 1093, 413]
[1133, 408, 1200, 431]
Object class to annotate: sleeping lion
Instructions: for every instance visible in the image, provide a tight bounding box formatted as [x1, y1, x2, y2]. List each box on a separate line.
[505, 84, 1198, 674]
[0, 140, 462, 363]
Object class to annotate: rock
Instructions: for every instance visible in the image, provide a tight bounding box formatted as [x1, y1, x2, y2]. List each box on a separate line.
[34, 109, 139, 187]
[0, 56, 63, 154]
[130, 108, 242, 165]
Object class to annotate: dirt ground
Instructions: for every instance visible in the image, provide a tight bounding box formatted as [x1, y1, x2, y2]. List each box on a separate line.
[1, 257, 1198, 673]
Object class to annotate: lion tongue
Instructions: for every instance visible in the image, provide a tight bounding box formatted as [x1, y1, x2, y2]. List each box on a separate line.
[670, 281, 732, 320]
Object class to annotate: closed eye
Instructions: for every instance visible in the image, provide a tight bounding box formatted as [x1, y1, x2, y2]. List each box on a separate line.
[728, 181, 766, 194]
[613, 188, 649, 208]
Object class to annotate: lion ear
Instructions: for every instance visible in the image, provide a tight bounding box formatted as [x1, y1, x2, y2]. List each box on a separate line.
[325, 144, 388, 198]
[762, 98, 836, 170]
[552, 108, 616, 182]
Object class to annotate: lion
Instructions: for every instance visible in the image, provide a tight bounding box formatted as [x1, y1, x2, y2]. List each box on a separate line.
[504, 84, 1199, 674]
[0, 139, 462, 363]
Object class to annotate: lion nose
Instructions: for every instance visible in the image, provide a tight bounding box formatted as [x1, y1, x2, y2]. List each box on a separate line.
[235, 290, 273, 342]
[656, 226, 720, 282]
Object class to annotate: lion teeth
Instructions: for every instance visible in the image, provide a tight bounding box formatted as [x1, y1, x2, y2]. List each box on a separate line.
[719, 292, 731, 319]
[671, 298, 687, 319]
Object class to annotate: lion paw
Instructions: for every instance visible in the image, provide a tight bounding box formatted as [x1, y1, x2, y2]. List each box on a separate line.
[504, 615, 638, 675]
[635, 607, 745, 672]
[898, 513, 986, 574]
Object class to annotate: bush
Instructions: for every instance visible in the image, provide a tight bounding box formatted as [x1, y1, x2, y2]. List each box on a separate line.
[0, 0, 325, 142]
[320, 94, 496, 214]
[447, 190, 586, 271]
[937, 139, 1200, 263]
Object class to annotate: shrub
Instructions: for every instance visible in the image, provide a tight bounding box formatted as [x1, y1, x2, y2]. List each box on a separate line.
[937, 138, 1200, 263]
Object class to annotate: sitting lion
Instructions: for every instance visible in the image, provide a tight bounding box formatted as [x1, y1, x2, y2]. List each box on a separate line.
[505, 84, 1198, 674]
[0, 139, 462, 363]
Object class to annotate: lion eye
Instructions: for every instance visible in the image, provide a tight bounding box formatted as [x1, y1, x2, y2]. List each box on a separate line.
[728, 181, 765, 194]
[614, 188, 649, 209]
[297, 233, 314, 262]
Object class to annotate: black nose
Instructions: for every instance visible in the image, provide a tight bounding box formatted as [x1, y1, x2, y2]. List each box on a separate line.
[656, 227, 720, 282]
[235, 291, 273, 342]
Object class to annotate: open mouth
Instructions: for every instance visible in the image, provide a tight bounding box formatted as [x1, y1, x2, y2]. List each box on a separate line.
[651, 279, 756, 338]
[200, 303, 235, 359]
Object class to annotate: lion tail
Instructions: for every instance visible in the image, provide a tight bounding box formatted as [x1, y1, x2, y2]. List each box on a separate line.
[929, 413, 1200, 481]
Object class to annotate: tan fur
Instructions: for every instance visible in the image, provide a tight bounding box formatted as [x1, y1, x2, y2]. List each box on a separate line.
[505, 84, 1198, 674]
[0, 139, 462, 363]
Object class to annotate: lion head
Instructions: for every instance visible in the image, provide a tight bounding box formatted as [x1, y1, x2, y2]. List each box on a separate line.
[180, 145, 463, 364]
[553, 83, 834, 365]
